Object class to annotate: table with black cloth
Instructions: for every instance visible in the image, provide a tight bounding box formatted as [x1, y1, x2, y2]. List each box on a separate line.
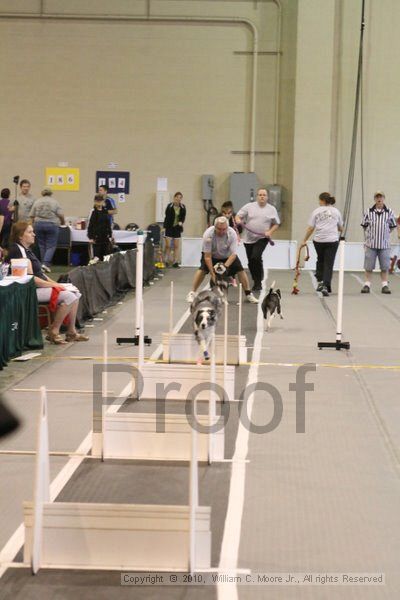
[0, 276, 43, 370]
[67, 245, 154, 323]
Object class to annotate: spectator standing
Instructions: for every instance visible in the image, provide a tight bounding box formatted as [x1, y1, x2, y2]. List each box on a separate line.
[29, 188, 65, 272]
[219, 200, 242, 237]
[87, 194, 112, 261]
[163, 191, 186, 268]
[0, 188, 13, 248]
[360, 191, 397, 294]
[8, 179, 35, 222]
[98, 184, 117, 228]
[186, 216, 258, 303]
[235, 188, 280, 292]
[301, 192, 343, 296]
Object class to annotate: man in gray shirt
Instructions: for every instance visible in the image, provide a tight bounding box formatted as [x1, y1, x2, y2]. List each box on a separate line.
[186, 216, 258, 303]
[235, 188, 280, 291]
[8, 179, 35, 222]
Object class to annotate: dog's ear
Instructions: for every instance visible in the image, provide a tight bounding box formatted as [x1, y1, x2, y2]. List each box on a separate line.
[209, 309, 216, 321]
[276, 289, 281, 298]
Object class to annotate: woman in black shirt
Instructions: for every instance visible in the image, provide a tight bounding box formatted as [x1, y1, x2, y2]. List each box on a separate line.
[163, 192, 186, 268]
[87, 194, 113, 261]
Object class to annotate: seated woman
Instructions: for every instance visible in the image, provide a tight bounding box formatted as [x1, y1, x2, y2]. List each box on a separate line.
[7, 221, 89, 345]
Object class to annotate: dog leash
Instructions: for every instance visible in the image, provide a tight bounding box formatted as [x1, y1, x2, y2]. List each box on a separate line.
[240, 223, 275, 246]
[292, 243, 310, 295]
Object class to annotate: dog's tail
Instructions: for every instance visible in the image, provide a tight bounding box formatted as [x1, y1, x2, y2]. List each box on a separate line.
[268, 280, 276, 293]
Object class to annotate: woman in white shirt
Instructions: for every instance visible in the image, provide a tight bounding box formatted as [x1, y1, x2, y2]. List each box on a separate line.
[302, 192, 343, 296]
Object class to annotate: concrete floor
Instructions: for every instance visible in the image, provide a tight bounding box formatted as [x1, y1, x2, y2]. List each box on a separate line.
[0, 267, 399, 599]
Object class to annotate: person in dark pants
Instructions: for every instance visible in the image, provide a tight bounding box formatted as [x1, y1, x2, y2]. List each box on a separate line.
[163, 191, 186, 267]
[235, 188, 280, 291]
[29, 187, 65, 273]
[302, 192, 343, 296]
[87, 194, 112, 261]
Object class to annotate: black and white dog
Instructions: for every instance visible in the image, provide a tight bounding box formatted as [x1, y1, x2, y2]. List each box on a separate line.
[210, 261, 229, 303]
[261, 281, 283, 330]
[191, 289, 223, 362]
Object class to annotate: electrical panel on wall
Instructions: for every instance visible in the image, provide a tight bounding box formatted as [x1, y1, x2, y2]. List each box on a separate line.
[201, 175, 215, 201]
[229, 172, 259, 212]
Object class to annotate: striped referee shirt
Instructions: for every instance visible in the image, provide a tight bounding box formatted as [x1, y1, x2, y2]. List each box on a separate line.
[361, 204, 397, 249]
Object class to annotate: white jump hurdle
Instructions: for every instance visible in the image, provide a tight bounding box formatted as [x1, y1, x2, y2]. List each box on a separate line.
[164, 282, 247, 364]
[101, 413, 224, 462]
[24, 387, 211, 573]
[134, 362, 235, 402]
[93, 331, 225, 462]
[162, 333, 247, 365]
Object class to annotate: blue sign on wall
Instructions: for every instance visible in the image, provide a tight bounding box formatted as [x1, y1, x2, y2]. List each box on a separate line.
[96, 171, 130, 194]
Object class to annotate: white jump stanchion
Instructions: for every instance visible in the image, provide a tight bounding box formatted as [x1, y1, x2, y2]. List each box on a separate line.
[31, 386, 50, 574]
[238, 283, 242, 363]
[135, 234, 144, 340]
[169, 281, 174, 362]
[208, 334, 216, 464]
[116, 231, 151, 346]
[189, 397, 199, 574]
[92, 333, 107, 459]
[169, 281, 174, 336]
[223, 300, 228, 400]
[138, 300, 145, 371]
[336, 241, 345, 342]
[318, 238, 350, 350]
[101, 330, 108, 459]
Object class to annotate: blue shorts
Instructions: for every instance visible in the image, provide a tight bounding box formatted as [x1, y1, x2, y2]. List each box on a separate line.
[364, 247, 391, 272]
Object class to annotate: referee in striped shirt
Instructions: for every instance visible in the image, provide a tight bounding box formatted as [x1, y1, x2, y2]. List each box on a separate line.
[360, 191, 397, 294]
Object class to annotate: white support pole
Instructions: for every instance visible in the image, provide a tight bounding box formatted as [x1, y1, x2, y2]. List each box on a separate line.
[103, 329, 108, 400]
[189, 397, 199, 574]
[101, 330, 107, 459]
[223, 300, 228, 396]
[169, 281, 174, 336]
[135, 232, 144, 338]
[31, 386, 50, 574]
[169, 281, 174, 362]
[238, 283, 242, 364]
[138, 300, 145, 372]
[208, 334, 216, 465]
[336, 239, 345, 342]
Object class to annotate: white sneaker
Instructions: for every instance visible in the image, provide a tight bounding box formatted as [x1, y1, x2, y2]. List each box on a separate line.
[186, 291, 196, 303]
[246, 292, 258, 304]
[42, 264, 51, 273]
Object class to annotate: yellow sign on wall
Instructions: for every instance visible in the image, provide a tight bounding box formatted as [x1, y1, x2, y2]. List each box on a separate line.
[45, 167, 80, 191]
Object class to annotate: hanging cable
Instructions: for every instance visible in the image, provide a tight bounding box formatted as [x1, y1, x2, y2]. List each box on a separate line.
[343, 0, 366, 237]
